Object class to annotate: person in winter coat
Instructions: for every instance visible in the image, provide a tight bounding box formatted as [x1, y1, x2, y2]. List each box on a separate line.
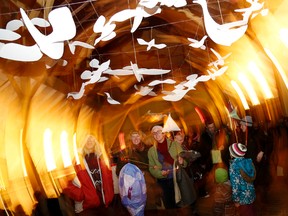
[213, 167, 236, 216]
[229, 142, 257, 216]
[148, 125, 185, 209]
[63, 134, 114, 213]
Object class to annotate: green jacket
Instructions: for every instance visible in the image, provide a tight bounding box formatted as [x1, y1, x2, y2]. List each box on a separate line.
[148, 138, 184, 179]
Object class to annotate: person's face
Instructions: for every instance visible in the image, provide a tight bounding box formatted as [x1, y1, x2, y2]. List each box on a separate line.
[206, 123, 216, 134]
[85, 136, 95, 153]
[174, 132, 184, 144]
[131, 133, 141, 145]
[240, 124, 247, 132]
[152, 129, 165, 143]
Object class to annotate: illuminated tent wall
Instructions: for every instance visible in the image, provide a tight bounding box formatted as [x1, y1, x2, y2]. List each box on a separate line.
[0, 0, 288, 214]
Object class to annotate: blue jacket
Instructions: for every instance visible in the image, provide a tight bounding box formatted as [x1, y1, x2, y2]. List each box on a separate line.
[229, 157, 256, 205]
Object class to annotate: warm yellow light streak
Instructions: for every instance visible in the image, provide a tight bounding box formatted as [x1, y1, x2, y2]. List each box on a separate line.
[248, 61, 274, 99]
[238, 73, 260, 106]
[20, 129, 27, 177]
[279, 28, 288, 47]
[0, 170, 5, 190]
[264, 48, 288, 89]
[60, 131, 72, 168]
[43, 128, 56, 172]
[231, 80, 250, 110]
[73, 133, 80, 165]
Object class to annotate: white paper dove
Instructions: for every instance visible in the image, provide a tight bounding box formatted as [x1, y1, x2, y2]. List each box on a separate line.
[193, 0, 248, 46]
[208, 48, 231, 68]
[134, 85, 157, 96]
[104, 92, 121, 104]
[67, 83, 86, 99]
[20, 7, 76, 59]
[137, 38, 166, 51]
[188, 35, 207, 49]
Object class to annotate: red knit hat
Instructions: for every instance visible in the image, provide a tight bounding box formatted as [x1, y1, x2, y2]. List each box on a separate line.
[229, 143, 247, 158]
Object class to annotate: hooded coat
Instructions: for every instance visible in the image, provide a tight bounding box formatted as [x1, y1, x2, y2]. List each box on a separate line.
[229, 157, 256, 205]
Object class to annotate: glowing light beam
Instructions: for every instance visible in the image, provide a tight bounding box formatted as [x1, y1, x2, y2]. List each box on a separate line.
[60, 131, 72, 168]
[43, 128, 56, 172]
[231, 80, 250, 110]
[238, 73, 260, 106]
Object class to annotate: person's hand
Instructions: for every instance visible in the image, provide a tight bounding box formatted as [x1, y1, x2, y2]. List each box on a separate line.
[161, 170, 170, 176]
[257, 151, 264, 162]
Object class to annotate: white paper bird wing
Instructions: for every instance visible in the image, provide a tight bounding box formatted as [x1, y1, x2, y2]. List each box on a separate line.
[0, 43, 43, 61]
[135, 86, 153, 96]
[137, 38, 148, 45]
[174, 0, 188, 7]
[210, 48, 221, 59]
[98, 77, 109, 82]
[31, 18, 51, 28]
[138, 68, 170, 75]
[104, 92, 120, 104]
[148, 79, 176, 86]
[196, 74, 211, 82]
[89, 59, 100, 68]
[186, 74, 198, 80]
[6, 19, 24, 31]
[130, 62, 143, 82]
[110, 9, 137, 22]
[68, 41, 94, 54]
[0, 29, 21, 41]
[162, 89, 189, 101]
[154, 43, 167, 49]
[138, 0, 158, 8]
[67, 83, 86, 99]
[93, 15, 106, 33]
[214, 66, 228, 76]
[103, 68, 133, 75]
[80, 70, 93, 80]
[131, 7, 145, 33]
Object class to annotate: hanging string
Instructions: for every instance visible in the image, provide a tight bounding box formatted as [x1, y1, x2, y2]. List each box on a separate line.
[127, 0, 138, 65]
[216, 0, 224, 24]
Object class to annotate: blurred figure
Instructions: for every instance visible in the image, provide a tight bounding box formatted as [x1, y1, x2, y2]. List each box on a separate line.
[148, 125, 184, 209]
[213, 167, 235, 216]
[63, 134, 114, 214]
[229, 143, 257, 216]
[115, 130, 161, 210]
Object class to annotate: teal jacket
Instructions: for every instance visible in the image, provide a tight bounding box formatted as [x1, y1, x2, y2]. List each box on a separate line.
[148, 138, 184, 179]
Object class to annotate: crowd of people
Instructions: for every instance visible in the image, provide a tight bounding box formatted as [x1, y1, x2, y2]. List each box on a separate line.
[27, 115, 288, 216]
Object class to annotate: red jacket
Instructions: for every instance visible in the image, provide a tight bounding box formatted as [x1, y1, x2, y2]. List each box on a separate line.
[63, 156, 114, 209]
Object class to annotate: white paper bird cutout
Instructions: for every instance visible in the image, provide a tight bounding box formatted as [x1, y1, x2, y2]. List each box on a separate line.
[162, 114, 181, 132]
[104, 92, 120, 104]
[67, 83, 86, 99]
[19, 7, 76, 60]
[130, 62, 144, 82]
[206, 66, 228, 80]
[137, 38, 166, 51]
[84, 60, 111, 85]
[148, 79, 176, 86]
[162, 88, 190, 101]
[68, 41, 94, 54]
[134, 85, 157, 96]
[208, 48, 231, 68]
[193, 0, 248, 46]
[188, 35, 207, 50]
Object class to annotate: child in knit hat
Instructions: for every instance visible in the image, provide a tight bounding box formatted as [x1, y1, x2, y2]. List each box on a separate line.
[229, 143, 257, 216]
[213, 167, 236, 216]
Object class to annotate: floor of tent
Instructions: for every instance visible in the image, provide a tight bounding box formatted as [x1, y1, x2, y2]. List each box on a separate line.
[73, 176, 288, 216]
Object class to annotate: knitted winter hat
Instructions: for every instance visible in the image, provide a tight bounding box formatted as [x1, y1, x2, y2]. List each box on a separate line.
[215, 168, 228, 183]
[240, 116, 253, 127]
[151, 125, 163, 133]
[229, 143, 247, 158]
